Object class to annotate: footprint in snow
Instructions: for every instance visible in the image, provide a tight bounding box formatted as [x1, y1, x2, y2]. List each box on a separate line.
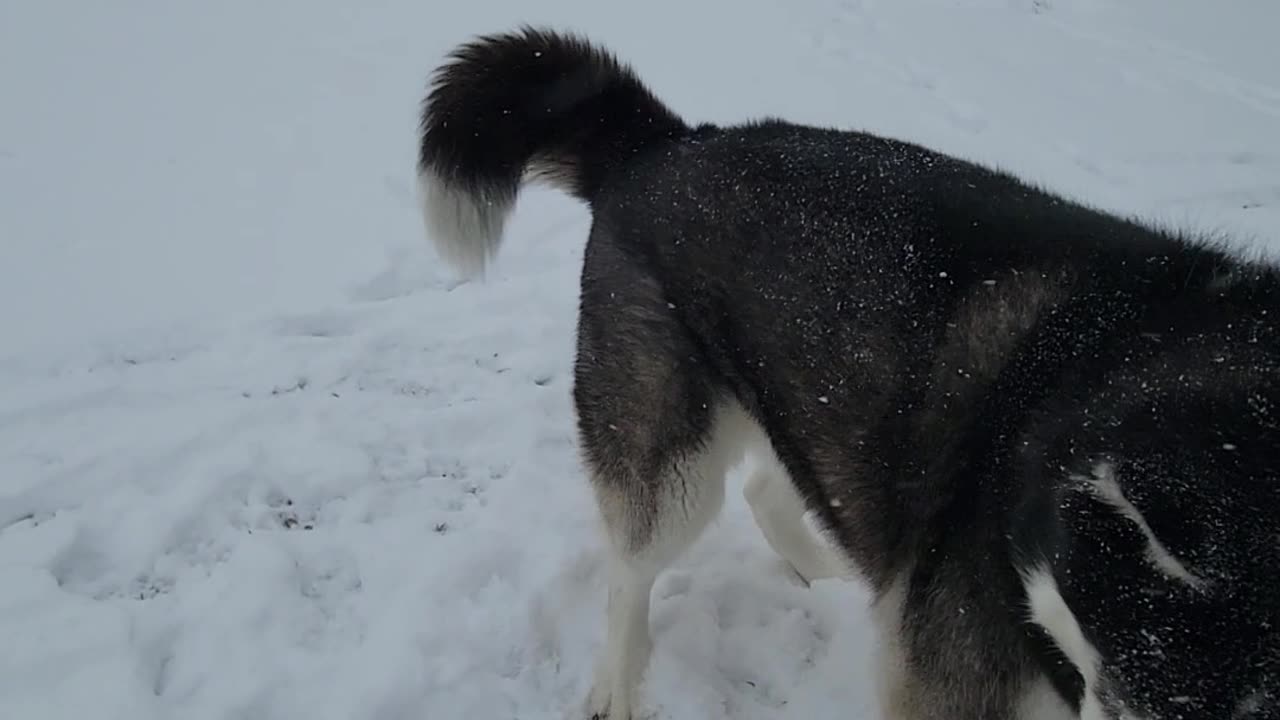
[272, 310, 359, 339]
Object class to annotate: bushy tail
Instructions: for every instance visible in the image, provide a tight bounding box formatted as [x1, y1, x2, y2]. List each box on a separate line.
[417, 27, 689, 278]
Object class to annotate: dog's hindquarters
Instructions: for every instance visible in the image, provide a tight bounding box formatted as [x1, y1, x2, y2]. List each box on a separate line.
[573, 230, 743, 718]
[574, 225, 847, 718]
[419, 29, 848, 719]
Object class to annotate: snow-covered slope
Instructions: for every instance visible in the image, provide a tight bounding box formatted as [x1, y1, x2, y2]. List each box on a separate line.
[1, 1, 1277, 718]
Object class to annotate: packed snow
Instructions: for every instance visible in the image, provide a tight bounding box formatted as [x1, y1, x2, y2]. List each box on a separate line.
[1, 1, 1278, 718]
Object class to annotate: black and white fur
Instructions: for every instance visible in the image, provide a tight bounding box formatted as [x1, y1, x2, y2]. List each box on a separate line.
[417, 28, 1280, 719]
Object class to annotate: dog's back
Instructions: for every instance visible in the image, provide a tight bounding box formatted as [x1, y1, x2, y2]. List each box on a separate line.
[418, 28, 1280, 719]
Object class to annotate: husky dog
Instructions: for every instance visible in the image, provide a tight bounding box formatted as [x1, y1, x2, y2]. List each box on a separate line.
[417, 27, 1280, 719]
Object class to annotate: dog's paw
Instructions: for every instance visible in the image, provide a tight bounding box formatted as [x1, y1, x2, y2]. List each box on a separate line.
[585, 682, 632, 720]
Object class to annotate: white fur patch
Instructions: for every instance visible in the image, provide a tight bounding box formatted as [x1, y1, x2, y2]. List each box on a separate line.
[869, 575, 916, 720]
[417, 169, 512, 279]
[1017, 676, 1080, 720]
[742, 455, 848, 585]
[1023, 568, 1109, 720]
[1078, 462, 1207, 590]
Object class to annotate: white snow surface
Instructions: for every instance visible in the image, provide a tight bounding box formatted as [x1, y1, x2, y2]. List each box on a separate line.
[2, 0, 1278, 718]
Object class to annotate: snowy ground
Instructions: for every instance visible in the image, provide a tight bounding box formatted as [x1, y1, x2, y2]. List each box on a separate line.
[1, 1, 1278, 718]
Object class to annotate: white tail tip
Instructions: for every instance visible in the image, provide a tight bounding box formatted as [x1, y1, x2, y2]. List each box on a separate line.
[417, 168, 513, 279]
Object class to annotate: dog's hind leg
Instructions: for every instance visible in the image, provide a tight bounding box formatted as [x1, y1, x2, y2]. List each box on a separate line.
[582, 416, 741, 720]
[574, 244, 751, 719]
[579, 399, 748, 720]
[743, 458, 848, 586]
